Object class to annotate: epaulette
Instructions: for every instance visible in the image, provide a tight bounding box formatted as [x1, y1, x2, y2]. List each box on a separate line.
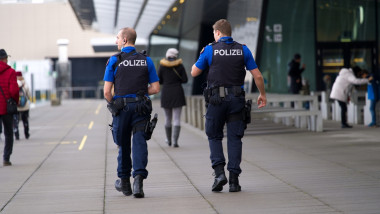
[140, 50, 148, 56]
[200, 42, 217, 54]
[106, 52, 122, 66]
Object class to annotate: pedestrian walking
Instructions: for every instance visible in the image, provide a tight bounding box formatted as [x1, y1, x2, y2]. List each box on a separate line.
[13, 71, 31, 140]
[0, 49, 19, 166]
[191, 19, 266, 192]
[103, 27, 160, 198]
[158, 48, 188, 147]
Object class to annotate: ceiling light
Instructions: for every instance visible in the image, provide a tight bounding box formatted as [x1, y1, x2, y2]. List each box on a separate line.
[172, 7, 177, 12]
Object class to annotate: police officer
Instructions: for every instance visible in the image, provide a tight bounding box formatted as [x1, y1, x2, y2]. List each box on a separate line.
[191, 19, 266, 192]
[103, 27, 160, 198]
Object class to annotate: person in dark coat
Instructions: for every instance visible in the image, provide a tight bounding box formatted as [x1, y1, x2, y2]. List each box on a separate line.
[288, 53, 305, 94]
[158, 48, 188, 147]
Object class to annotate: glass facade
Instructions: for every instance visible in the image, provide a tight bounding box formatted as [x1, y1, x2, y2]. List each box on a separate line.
[228, 0, 262, 55]
[148, 0, 380, 94]
[257, 0, 379, 93]
[316, 0, 378, 90]
[317, 0, 376, 42]
[258, 0, 315, 93]
[228, 0, 263, 92]
[148, 0, 228, 95]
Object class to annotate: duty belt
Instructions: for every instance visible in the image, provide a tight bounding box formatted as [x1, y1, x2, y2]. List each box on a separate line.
[210, 86, 243, 97]
[122, 97, 144, 103]
[114, 96, 144, 108]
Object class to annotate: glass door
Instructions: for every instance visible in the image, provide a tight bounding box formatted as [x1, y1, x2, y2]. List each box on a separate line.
[316, 42, 376, 91]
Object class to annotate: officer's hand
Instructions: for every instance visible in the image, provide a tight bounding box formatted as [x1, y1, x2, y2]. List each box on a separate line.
[257, 95, 267, 109]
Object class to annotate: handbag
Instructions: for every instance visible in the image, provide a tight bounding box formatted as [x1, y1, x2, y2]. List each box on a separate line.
[0, 85, 18, 114]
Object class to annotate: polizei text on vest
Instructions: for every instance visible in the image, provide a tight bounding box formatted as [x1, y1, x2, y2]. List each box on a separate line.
[214, 49, 243, 56]
[119, 59, 147, 67]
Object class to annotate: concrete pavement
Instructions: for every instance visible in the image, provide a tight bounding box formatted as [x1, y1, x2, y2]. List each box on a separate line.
[1, 99, 380, 214]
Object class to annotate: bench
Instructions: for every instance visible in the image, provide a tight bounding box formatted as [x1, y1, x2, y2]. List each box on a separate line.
[183, 93, 323, 132]
[247, 93, 323, 132]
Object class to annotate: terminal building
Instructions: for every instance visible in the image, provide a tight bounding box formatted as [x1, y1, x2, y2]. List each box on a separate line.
[0, 0, 379, 98]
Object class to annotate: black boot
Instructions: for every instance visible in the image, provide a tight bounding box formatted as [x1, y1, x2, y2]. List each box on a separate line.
[172, 126, 181, 148]
[165, 126, 172, 146]
[133, 175, 145, 198]
[115, 178, 132, 196]
[212, 164, 227, 192]
[15, 131, 19, 140]
[24, 125, 30, 139]
[229, 172, 241, 192]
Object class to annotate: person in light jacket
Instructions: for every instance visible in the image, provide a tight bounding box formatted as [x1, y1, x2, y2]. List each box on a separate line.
[14, 71, 31, 140]
[330, 66, 372, 128]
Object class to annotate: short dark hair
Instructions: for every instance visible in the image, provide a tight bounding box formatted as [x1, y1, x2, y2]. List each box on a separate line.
[120, 27, 137, 45]
[213, 19, 232, 36]
[294, 53, 301, 60]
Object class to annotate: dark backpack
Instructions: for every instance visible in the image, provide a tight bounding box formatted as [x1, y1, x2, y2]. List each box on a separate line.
[18, 87, 27, 107]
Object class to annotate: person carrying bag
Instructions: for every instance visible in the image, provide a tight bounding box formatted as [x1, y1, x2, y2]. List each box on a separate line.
[0, 48, 19, 166]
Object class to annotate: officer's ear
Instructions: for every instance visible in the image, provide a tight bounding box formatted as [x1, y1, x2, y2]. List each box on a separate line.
[124, 39, 127, 44]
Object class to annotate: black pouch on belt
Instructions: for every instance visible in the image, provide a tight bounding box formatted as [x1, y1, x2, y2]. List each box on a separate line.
[209, 87, 222, 105]
[136, 97, 152, 115]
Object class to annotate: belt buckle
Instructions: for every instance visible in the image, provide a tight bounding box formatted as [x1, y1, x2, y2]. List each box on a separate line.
[219, 86, 225, 98]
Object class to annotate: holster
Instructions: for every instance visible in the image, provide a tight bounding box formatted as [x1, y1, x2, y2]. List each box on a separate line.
[144, 113, 158, 140]
[242, 99, 252, 125]
[132, 113, 158, 140]
[203, 88, 211, 106]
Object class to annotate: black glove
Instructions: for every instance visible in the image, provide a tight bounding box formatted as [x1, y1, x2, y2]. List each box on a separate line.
[106, 99, 119, 117]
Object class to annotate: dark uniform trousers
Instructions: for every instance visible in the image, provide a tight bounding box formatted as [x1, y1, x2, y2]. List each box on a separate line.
[112, 102, 150, 179]
[205, 93, 246, 175]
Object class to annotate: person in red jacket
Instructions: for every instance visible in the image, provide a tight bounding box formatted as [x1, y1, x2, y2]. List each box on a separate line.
[0, 49, 19, 166]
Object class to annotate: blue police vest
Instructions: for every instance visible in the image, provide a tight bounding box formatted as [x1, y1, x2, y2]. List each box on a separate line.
[208, 41, 246, 87]
[114, 52, 149, 96]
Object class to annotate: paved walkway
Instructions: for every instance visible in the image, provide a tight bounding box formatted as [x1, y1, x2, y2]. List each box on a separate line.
[1, 99, 380, 214]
